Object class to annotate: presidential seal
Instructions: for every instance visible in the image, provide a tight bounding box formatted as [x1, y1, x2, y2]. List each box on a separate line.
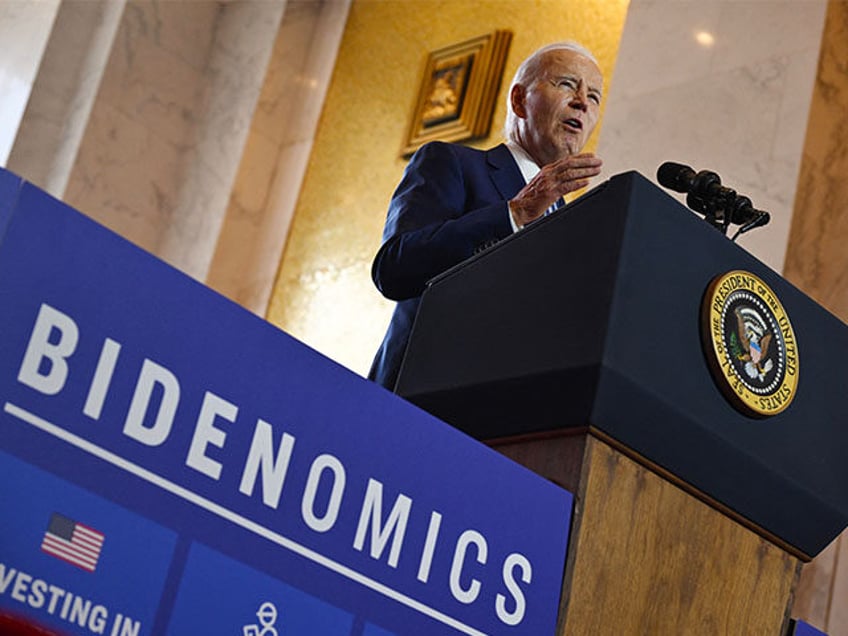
[701, 270, 799, 416]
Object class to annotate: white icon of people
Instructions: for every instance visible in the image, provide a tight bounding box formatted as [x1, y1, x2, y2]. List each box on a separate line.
[242, 601, 278, 636]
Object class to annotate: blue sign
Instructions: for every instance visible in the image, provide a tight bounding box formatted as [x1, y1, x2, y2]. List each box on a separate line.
[0, 168, 573, 635]
[792, 620, 828, 636]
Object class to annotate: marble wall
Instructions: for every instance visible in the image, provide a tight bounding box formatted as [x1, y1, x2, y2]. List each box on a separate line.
[596, 0, 827, 275]
[784, 1, 848, 319]
[0, 0, 61, 165]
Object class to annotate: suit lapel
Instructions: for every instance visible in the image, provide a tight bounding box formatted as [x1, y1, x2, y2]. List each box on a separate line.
[486, 143, 526, 200]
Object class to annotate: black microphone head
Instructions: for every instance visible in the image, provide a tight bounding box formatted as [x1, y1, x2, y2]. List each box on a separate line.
[731, 195, 771, 228]
[729, 195, 755, 224]
[657, 162, 696, 193]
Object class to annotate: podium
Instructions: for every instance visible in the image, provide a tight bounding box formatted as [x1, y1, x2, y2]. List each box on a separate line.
[394, 172, 848, 634]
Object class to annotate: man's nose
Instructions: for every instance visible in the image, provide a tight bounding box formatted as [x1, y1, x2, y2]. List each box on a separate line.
[569, 85, 588, 111]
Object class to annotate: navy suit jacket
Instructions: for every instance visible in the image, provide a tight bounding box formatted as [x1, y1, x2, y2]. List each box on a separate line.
[369, 141, 526, 389]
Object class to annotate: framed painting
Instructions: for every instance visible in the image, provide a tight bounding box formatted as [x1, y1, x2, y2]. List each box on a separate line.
[401, 30, 512, 157]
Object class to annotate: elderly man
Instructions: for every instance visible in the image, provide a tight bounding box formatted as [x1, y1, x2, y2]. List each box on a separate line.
[369, 41, 605, 390]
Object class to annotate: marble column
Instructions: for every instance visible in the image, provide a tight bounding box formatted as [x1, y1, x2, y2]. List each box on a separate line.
[6, 0, 289, 284]
[206, 0, 352, 315]
[6, 0, 126, 197]
[0, 0, 62, 165]
[155, 0, 289, 280]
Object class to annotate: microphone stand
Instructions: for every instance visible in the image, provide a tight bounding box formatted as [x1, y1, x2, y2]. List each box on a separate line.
[686, 190, 733, 236]
[730, 212, 770, 242]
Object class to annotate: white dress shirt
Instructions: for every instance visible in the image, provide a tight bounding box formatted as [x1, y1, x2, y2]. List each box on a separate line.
[505, 141, 541, 232]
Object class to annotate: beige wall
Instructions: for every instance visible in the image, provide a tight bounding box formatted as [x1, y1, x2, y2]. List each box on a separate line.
[597, 0, 827, 275]
[265, 0, 629, 375]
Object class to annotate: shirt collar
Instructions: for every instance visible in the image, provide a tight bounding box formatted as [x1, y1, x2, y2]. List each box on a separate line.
[505, 141, 540, 184]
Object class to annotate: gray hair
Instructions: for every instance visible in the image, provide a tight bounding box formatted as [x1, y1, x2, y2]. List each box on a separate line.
[503, 41, 599, 143]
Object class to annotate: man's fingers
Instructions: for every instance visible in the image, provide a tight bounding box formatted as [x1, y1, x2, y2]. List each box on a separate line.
[562, 179, 591, 194]
[559, 165, 602, 180]
[564, 152, 603, 165]
[558, 157, 602, 174]
[549, 155, 602, 189]
[516, 153, 603, 213]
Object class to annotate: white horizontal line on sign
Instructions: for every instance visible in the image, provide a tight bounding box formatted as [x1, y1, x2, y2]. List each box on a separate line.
[4, 401, 487, 636]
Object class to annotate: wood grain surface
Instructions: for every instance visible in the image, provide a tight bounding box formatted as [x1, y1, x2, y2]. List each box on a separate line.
[491, 433, 801, 635]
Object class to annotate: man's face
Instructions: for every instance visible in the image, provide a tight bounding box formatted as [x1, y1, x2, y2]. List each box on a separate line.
[513, 49, 603, 166]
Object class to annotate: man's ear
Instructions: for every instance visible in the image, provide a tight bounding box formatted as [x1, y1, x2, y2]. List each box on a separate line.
[510, 84, 527, 118]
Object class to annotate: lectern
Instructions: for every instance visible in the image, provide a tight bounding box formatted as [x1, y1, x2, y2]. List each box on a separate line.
[395, 172, 848, 634]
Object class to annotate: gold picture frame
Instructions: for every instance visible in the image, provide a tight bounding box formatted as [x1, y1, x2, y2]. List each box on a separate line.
[401, 30, 512, 157]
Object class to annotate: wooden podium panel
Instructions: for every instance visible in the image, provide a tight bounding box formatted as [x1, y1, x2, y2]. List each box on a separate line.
[491, 433, 801, 635]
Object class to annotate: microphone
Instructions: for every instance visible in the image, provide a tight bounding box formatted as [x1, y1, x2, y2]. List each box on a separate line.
[727, 194, 770, 226]
[656, 161, 771, 233]
[656, 161, 697, 193]
[657, 161, 736, 206]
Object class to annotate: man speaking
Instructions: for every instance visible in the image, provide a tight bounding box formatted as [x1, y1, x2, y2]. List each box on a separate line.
[369, 41, 605, 390]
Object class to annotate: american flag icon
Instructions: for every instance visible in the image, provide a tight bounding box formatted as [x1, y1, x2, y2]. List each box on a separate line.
[40, 513, 105, 572]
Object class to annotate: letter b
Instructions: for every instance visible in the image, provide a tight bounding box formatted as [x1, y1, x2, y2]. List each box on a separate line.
[18, 304, 80, 395]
